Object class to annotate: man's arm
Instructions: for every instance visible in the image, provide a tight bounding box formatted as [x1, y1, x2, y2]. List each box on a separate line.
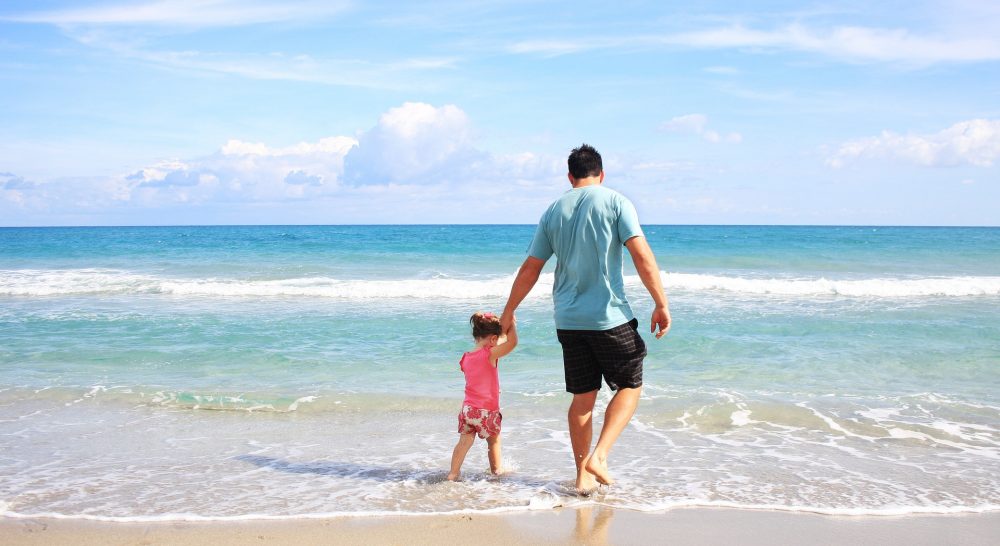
[500, 256, 546, 334]
[624, 236, 671, 339]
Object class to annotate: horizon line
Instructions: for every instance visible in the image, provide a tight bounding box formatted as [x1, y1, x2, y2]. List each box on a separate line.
[2, 223, 999, 229]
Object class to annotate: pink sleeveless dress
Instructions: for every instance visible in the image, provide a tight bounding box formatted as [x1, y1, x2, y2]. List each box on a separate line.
[457, 346, 502, 438]
[460, 346, 500, 411]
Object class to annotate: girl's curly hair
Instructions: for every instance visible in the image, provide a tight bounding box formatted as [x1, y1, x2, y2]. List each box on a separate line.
[470, 311, 502, 339]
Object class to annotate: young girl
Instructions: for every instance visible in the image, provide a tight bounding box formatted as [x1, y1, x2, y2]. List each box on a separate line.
[446, 311, 518, 481]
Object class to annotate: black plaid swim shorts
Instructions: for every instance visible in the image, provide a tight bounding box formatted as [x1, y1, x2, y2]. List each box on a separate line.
[556, 318, 647, 394]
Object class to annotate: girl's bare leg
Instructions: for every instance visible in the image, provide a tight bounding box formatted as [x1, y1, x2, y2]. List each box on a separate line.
[486, 433, 502, 474]
[447, 433, 476, 481]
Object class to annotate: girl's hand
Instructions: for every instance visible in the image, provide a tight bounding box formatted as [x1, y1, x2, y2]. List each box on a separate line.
[491, 316, 518, 363]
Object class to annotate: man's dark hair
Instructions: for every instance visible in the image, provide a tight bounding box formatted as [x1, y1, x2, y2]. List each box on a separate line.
[567, 144, 603, 179]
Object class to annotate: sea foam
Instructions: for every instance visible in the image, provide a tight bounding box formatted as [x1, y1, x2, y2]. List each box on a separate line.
[2, 269, 999, 299]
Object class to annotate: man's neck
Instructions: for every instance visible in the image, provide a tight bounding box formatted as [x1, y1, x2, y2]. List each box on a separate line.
[570, 174, 603, 188]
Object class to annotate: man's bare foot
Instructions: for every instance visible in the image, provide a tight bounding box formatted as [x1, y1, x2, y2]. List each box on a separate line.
[585, 454, 614, 486]
[446, 473, 459, 481]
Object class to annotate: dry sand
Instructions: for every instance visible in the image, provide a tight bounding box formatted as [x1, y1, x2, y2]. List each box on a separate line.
[3, 507, 998, 546]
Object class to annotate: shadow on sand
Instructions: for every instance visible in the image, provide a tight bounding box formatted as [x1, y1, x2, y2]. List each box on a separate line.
[235, 455, 446, 483]
[234, 454, 565, 492]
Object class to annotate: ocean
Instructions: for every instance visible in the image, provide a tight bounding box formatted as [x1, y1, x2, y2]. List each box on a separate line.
[1, 225, 998, 521]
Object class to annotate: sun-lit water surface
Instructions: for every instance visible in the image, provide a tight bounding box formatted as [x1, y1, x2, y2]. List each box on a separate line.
[1, 225, 998, 520]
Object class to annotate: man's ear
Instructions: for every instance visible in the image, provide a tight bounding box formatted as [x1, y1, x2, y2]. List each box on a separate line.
[599, 171, 605, 184]
[567, 172, 575, 185]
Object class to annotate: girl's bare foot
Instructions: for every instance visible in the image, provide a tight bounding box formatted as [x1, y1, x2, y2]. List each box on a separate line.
[446, 473, 459, 481]
[585, 454, 614, 486]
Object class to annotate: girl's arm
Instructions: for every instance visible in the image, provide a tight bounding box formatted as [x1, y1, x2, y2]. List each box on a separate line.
[489, 321, 518, 365]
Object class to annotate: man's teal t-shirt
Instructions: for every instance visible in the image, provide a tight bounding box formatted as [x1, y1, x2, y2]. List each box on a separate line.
[527, 185, 644, 330]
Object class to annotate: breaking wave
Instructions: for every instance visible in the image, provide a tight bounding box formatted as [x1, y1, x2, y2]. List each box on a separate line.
[2, 269, 999, 299]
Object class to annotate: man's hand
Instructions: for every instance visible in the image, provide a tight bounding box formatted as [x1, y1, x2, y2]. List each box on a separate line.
[500, 312, 516, 336]
[650, 305, 671, 339]
[500, 256, 545, 336]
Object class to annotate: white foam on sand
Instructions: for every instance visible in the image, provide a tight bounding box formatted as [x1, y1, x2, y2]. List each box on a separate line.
[2, 383, 998, 521]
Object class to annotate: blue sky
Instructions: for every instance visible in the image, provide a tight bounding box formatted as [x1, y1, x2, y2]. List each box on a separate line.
[1, 0, 998, 226]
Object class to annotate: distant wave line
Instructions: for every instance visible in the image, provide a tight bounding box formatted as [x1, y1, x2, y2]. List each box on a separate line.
[2, 269, 999, 298]
[666, 272, 1000, 297]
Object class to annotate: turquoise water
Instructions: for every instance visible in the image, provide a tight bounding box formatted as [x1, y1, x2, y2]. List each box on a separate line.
[1, 225, 998, 519]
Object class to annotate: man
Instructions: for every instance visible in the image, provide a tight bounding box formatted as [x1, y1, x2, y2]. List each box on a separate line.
[500, 144, 671, 493]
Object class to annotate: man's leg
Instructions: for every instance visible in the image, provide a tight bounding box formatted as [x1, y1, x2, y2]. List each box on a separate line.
[568, 389, 598, 492]
[584, 386, 641, 485]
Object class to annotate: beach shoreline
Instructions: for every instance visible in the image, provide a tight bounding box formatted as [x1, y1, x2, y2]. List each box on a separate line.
[3, 226, 998, 529]
[3, 507, 998, 545]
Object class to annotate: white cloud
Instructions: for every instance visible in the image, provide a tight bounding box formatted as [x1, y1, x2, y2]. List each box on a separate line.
[113, 134, 358, 205]
[1, 172, 36, 207]
[491, 152, 562, 181]
[342, 102, 483, 184]
[2, 172, 35, 190]
[0, 102, 562, 216]
[660, 114, 742, 144]
[126, 160, 195, 188]
[284, 170, 323, 186]
[139, 170, 204, 188]
[9, 5, 457, 91]
[89, 44, 456, 90]
[509, 22, 1000, 66]
[507, 39, 605, 57]
[663, 24, 1000, 65]
[661, 113, 709, 134]
[221, 137, 356, 157]
[827, 119, 1000, 168]
[5, 1, 350, 28]
[2, 103, 668, 224]
[108, 102, 559, 208]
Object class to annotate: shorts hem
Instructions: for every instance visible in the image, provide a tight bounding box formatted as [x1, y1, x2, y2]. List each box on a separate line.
[558, 318, 645, 395]
[566, 384, 602, 395]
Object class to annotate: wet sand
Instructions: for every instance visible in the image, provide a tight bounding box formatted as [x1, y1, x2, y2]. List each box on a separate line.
[3, 506, 998, 546]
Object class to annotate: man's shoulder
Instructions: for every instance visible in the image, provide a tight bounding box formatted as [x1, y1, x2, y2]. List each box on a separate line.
[542, 189, 580, 214]
[598, 185, 631, 201]
[538, 195, 565, 220]
[586, 186, 635, 214]
[542, 186, 633, 218]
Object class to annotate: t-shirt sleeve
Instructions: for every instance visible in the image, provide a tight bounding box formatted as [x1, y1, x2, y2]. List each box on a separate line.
[527, 213, 554, 260]
[617, 197, 644, 244]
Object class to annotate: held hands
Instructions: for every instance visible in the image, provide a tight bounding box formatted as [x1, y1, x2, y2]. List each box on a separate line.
[650, 305, 671, 339]
[500, 312, 516, 336]
[492, 312, 519, 361]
